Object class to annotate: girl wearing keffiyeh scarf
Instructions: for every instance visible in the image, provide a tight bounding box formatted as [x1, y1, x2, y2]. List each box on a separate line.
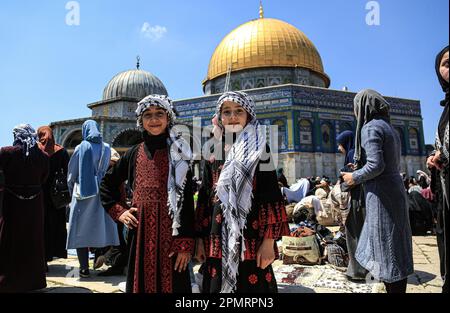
[195, 91, 290, 293]
[100, 94, 196, 293]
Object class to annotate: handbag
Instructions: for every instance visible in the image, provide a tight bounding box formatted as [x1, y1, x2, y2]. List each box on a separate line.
[50, 169, 71, 209]
[74, 143, 106, 201]
[281, 235, 321, 265]
[316, 200, 339, 227]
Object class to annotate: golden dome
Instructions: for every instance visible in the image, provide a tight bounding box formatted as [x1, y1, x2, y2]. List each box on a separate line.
[205, 17, 330, 87]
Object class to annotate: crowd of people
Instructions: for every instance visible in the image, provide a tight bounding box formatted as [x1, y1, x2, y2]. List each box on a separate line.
[0, 46, 448, 294]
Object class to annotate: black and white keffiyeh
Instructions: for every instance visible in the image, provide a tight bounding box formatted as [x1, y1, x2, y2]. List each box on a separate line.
[136, 94, 192, 236]
[167, 128, 193, 236]
[436, 124, 450, 163]
[214, 91, 267, 293]
[216, 91, 257, 124]
[13, 124, 37, 157]
[136, 94, 176, 129]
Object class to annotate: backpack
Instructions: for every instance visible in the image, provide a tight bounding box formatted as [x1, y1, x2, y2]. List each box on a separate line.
[325, 243, 348, 268]
[50, 168, 71, 209]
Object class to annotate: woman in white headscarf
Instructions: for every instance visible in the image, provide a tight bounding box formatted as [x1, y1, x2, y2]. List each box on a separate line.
[100, 95, 195, 293]
[195, 91, 290, 293]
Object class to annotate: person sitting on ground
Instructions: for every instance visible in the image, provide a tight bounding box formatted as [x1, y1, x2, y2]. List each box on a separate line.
[277, 168, 289, 188]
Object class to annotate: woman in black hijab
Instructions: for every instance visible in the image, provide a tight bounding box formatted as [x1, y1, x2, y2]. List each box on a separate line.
[427, 45, 449, 293]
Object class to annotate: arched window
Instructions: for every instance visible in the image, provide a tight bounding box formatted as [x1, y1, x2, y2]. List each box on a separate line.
[273, 119, 287, 151]
[63, 130, 82, 150]
[321, 122, 334, 152]
[299, 119, 313, 146]
[112, 129, 143, 148]
[395, 127, 406, 156]
[408, 128, 420, 154]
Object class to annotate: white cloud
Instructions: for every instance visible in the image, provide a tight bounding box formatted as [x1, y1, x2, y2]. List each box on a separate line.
[140, 22, 167, 41]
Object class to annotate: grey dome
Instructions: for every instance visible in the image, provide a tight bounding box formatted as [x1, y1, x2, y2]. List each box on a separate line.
[102, 69, 168, 101]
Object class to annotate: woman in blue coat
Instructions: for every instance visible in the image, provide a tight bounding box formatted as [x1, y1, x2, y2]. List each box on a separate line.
[342, 89, 413, 293]
[66, 120, 119, 278]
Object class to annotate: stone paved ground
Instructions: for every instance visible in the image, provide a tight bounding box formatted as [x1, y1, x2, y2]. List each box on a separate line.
[39, 236, 443, 293]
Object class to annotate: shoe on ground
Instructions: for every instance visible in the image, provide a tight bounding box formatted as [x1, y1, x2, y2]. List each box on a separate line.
[79, 269, 90, 278]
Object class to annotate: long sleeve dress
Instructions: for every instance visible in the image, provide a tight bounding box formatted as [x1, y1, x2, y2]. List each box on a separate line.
[0, 145, 49, 292]
[42, 147, 70, 261]
[196, 144, 290, 293]
[66, 141, 119, 249]
[352, 118, 414, 283]
[100, 133, 195, 293]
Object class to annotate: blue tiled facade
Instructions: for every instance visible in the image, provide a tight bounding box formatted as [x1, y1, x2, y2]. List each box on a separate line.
[174, 84, 426, 157]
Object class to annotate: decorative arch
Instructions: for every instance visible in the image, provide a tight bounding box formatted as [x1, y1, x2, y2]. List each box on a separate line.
[63, 129, 82, 150]
[408, 127, 421, 155]
[299, 119, 314, 151]
[273, 119, 287, 151]
[320, 122, 335, 153]
[395, 127, 407, 156]
[112, 128, 143, 148]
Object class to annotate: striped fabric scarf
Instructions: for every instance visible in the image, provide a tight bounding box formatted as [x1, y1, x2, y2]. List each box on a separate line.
[215, 91, 267, 293]
[12, 124, 37, 157]
[167, 129, 193, 236]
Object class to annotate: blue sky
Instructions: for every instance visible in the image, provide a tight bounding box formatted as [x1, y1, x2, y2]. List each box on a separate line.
[0, 0, 448, 148]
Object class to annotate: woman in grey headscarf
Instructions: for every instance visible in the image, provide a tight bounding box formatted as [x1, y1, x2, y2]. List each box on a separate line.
[0, 124, 49, 292]
[342, 89, 413, 293]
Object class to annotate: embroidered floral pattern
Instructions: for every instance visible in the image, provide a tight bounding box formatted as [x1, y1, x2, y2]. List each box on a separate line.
[248, 274, 258, 285]
[172, 238, 194, 253]
[132, 144, 175, 293]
